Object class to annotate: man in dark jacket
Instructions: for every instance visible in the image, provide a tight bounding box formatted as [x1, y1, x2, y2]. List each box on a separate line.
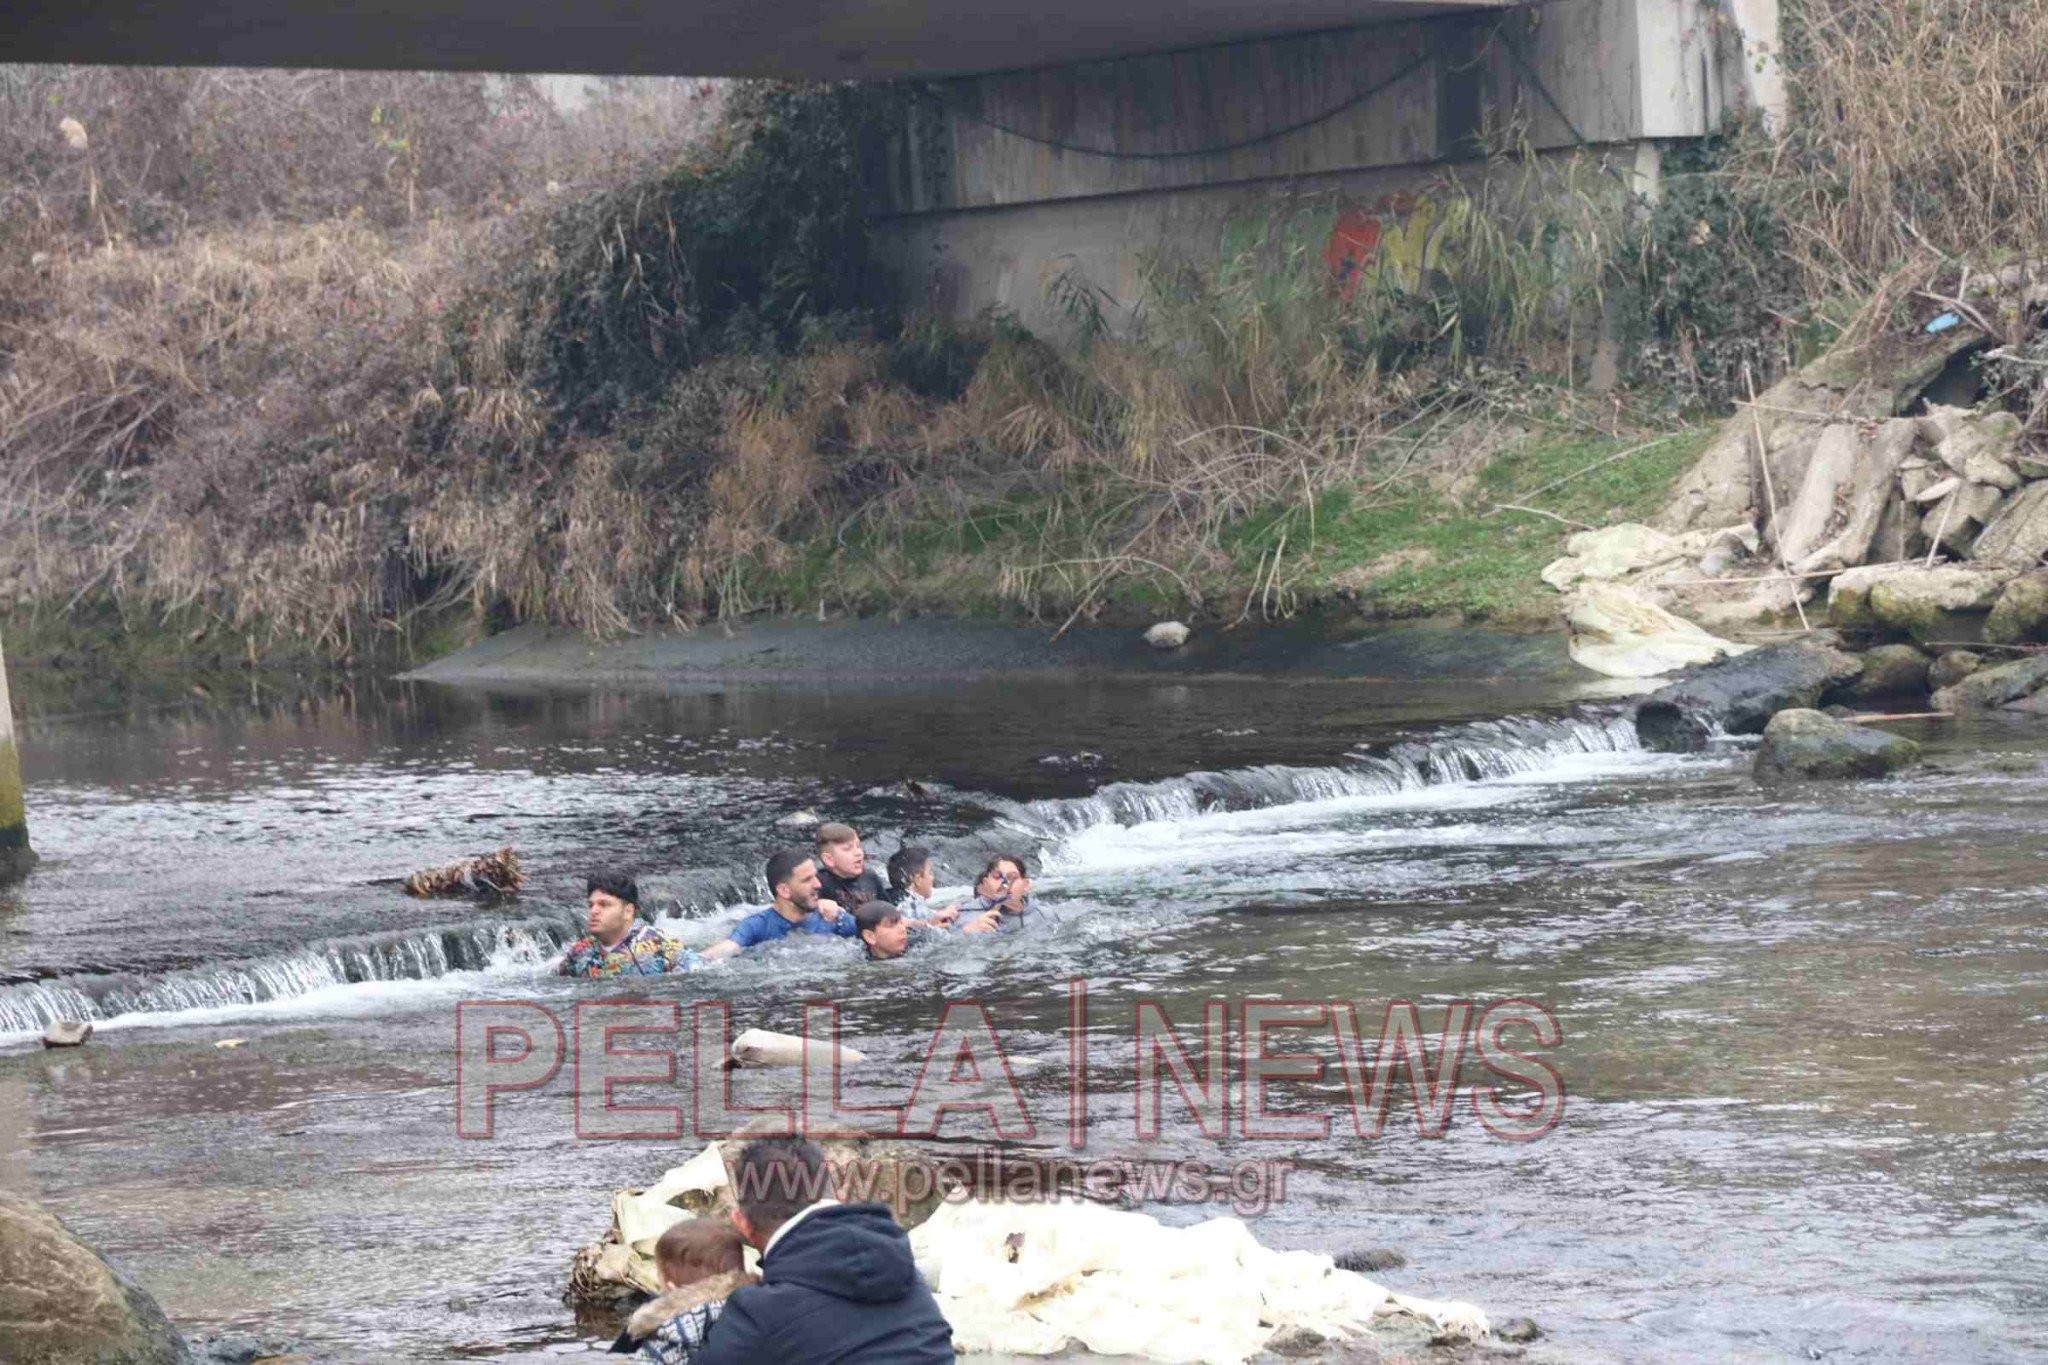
[694, 1137, 954, 1365]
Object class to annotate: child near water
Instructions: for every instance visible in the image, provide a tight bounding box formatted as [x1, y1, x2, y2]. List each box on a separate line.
[615, 1218, 754, 1364]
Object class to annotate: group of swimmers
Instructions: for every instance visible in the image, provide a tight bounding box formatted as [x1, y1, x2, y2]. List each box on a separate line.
[557, 822, 1056, 978]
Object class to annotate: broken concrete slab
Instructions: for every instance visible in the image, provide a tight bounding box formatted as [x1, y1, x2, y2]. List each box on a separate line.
[1971, 481, 2048, 568]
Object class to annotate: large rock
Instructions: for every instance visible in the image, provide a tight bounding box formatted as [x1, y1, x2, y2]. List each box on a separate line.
[1635, 643, 1861, 751]
[0, 1192, 190, 1365]
[1984, 571, 2048, 646]
[1660, 326, 1986, 534]
[1972, 481, 2048, 568]
[1866, 565, 2017, 644]
[1932, 410, 2023, 483]
[1918, 481, 2004, 557]
[1828, 563, 1898, 635]
[1754, 709, 1921, 783]
[1931, 654, 2048, 712]
[1831, 643, 1931, 703]
[1928, 649, 1984, 691]
[1779, 421, 1916, 574]
[1564, 583, 1748, 679]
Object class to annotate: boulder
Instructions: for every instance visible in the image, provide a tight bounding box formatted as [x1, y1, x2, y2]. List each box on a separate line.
[1635, 642, 1861, 751]
[1754, 709, 1921, 782]
[1932, 410, 2023, 481]
[1828, 563, 1899, 634]
[1985, 571, 2048, 646]
[1143, 621, 1190, 650]
[1928, 650, 1984, 691]
[1780, 421, 1916, 574]
[0, 1191, 191, 1365]
[1832, 643, 1931, 702]
[42, 1020, 92, 1048]
[1564, 583, 1748, 679]
[1866, 565, 2017, 644]
[1971, 481, 2048, 568]
[1918, 481, 2004, 557]
[1931, 654, 2048, 712]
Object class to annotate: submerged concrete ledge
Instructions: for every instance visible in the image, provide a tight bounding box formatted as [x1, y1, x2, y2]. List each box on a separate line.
[401, 618, 1595, 689]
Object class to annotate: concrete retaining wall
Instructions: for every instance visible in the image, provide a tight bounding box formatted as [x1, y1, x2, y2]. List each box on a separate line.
[870, 0, 1777, 333]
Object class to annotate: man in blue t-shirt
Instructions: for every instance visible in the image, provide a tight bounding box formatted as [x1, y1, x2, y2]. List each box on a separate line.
[701, 849, 857, 961]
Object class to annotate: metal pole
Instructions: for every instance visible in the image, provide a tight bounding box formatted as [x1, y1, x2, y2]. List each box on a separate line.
[0, 627, 33, 883]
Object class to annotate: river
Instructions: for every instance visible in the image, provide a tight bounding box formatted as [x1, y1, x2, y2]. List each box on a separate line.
[1, 649, 2043, 1363]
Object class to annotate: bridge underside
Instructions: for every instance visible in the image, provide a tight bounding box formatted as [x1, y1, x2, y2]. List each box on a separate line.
[8, 0, 1507, 78]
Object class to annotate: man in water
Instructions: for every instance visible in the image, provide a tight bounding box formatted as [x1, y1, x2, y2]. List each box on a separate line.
[700, 851, 856, 960]
[695, 1136, 955, 1364]
[882, 845, 959, 925]
[814, 823, 887, 910]
[558, 872, 701, 976]
[958, 853, 1058, 935]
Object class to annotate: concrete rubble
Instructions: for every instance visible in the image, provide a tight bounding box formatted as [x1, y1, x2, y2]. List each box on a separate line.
[1544, 274, 2048, 715]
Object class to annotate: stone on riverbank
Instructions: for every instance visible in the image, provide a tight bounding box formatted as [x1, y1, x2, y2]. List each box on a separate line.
[1754, 709, 1920, 783]
[1928, 650, 1984, 691]
[1636, 643, 1859, 751]
[1143, 621, 1190, 650]
[1867, 565, 2016, 644]
[1930, 654, 2048, 713]
[1833, 643, 1932, 702]
[1971, 481, 2048, 567]
[42, 1020, 92, 1048]
[0, 1191, 191, 1365]
[1985, 571, 2048, 645]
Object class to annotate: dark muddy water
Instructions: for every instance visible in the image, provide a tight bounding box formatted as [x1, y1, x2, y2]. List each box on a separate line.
[1, 663, 2044, 1364]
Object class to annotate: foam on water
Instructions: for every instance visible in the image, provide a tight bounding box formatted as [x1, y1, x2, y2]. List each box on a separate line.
[0, 917, 575, 1044]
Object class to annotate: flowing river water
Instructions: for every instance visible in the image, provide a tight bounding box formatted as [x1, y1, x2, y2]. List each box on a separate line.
[1, 650, 2044, 1363]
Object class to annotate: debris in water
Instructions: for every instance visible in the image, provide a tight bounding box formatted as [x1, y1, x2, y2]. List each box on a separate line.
[42, 1020, 92, 1048]
[403, 847, 522, 898]
[215, 1039, 247, 1050]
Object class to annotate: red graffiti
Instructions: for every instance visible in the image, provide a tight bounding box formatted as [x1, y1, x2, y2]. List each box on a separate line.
[1323, 208, 1383, 299]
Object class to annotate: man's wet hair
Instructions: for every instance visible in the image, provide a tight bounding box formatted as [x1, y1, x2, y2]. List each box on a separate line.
[814, 821, 859, 849]
[585, 871, 640, 909]
[764, 849, 810, 900]
[854, 901, 903, 936]
[887, 845, 932, 892]
[653, 1216, 747, 1286]
[731, 1136, 829, 1232]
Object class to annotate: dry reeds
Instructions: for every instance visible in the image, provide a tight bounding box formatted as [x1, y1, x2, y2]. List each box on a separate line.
[1760, 0, 2048, 290]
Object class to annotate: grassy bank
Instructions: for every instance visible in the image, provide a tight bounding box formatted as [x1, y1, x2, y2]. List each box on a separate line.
[5, 0, 2041, 667]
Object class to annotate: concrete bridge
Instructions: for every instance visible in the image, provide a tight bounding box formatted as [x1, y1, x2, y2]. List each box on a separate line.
[17, 0, 1514, 78]
[12, 0, 1784, 333]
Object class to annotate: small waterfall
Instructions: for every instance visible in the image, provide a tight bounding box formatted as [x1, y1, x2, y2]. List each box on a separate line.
[997, 709, 1642, 837]
[0, 917, 577, 1036]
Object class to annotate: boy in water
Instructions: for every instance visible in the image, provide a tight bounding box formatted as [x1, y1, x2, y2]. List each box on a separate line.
[853, 901, 914, 960]
[700, 851, 855, 961]
[559, 873, 701, 976]
[615, 1218, 755, 1364]
[958, 854, 1058, 935]
[814, 823, 887, 910]
[883, 845, 959, 925]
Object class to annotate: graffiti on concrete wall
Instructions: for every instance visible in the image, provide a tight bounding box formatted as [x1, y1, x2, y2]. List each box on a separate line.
[1320, 193, 1463, 299]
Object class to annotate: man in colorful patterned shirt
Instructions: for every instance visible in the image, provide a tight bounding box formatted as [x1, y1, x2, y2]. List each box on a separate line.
[557, 872, 702, 977]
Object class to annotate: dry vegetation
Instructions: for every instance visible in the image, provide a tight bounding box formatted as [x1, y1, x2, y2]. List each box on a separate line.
[5, 0, 2047, 662]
